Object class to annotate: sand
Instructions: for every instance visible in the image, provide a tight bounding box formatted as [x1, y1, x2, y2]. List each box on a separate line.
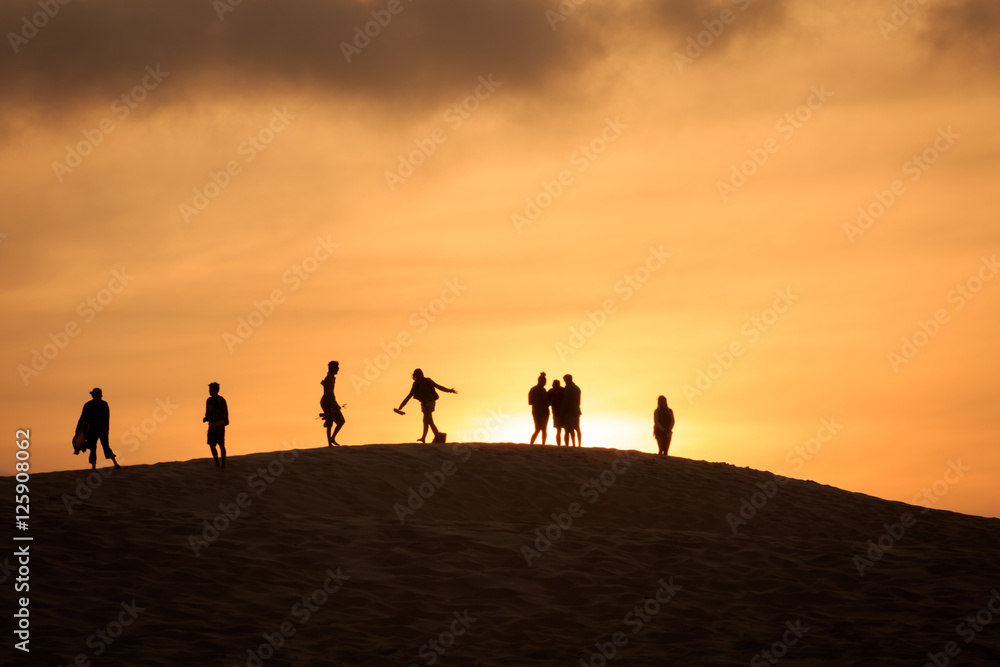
[5, 442, 1000, 666]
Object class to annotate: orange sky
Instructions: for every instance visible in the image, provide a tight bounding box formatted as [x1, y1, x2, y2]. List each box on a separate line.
[2, 0, 998, 517]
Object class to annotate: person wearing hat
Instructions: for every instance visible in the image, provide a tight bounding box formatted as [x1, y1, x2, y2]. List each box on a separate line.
[203, 382, 230, 468]
[528, 372, 550, 445]
[75, 388, 121, 470]
[320, 361, 345, 446]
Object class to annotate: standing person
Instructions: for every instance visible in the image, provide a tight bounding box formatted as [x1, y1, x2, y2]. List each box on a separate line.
[321, 361, 345, 446]
[562, 374, 582, 447]
[76, 388, 121, 470]
[654, 395, 675, 455]
[548, 379, 566, 445]
[528, 372, 550, 445]
[396, 368, 457, 443]
[203, 382, 229, 468]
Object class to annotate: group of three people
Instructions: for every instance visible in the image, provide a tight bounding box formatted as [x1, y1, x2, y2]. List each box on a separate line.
[528, 372, 583, 446]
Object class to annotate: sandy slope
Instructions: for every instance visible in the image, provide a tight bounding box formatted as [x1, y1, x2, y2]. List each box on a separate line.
[4, 442, 1000, 666]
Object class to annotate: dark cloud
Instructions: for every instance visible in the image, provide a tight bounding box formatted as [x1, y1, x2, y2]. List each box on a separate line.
[0, 0, 606, 110]
[921, 0, 1000, 65]
[0, 0, 794, 113]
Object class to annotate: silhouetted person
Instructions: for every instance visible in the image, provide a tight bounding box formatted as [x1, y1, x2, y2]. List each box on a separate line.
[397, 368, 457, 443]
[321, 360, 345, 446]
[562, 374, 582, 447]
[528, 372, 550, 445]
[203, 382, 229, 468]
[654, 395, 675, 455]
[547, 379, 566, 445]
[76, 388, 121, 470]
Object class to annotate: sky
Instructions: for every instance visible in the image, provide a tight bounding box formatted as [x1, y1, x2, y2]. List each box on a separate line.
[2, 0, 998, 517]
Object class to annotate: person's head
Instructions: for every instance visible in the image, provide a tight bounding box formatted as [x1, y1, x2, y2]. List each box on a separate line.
[552, 380, 561, 388]
[563, 374, 573, 384]
[537, 372, 546, 386]
[657, 395, 667, 409]
[328, 360, 339, 374]
[412, 368, 424, 380]
[90, 387, 102, 400]
[209, 382, 220, 396]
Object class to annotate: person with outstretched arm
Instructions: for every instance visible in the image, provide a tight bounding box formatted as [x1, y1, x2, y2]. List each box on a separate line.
[396, 368, 457, 443]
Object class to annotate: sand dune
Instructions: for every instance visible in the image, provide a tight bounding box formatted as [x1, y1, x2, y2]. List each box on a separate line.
[6, 442, 1000, 666]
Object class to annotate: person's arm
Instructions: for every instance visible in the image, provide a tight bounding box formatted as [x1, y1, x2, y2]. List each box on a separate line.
[222, 397, 229, 426]
[654, 409, 664, 432]
[431, 380, 457, 394]
[398, 385, 415, 409]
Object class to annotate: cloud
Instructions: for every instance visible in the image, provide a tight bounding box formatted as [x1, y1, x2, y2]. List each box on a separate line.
[0, 0, 795, 114]
[0, 0, 606, 110]
[920, 0, 1000, 67]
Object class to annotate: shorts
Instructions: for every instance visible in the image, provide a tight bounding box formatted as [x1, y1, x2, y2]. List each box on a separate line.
[532, 409, 550, 430]
[563, 412, 580, 430]
[208, 430, 226, 446]
[421, 400, 436, 414]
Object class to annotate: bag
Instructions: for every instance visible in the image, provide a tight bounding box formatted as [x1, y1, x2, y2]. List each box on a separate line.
[432, 432, 447, 444]
[72, 428, 87, 454]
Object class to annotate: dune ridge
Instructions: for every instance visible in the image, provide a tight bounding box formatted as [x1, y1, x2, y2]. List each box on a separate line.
[6, 442, 1000, 666]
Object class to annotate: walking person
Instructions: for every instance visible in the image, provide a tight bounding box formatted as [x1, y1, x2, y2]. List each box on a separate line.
[562, 374, 582, 447]
[396, 368, 457, 443]
[321, 361, 346, 446]
[75, 388, 121, 470]
[548, 379, 566, 445]
[203, 382, 229, 468]
[653, 395, 675, 455]
[528, 372, 550, 445]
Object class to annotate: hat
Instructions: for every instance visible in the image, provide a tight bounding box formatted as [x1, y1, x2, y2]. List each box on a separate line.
[208, 382, 220, 389]
[90, 387, 102, 396]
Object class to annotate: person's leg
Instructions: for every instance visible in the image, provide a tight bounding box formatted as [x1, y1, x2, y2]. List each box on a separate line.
[530, 428, 539, 445]
[99, 433, 121, 468]
[88, 441, 97, 469]
[331, 413, 345, 445]
[219, 436, 227, 469]
[575, 426, 582, 447]
[210, 442, 219, 465]
[663, 432, 672, 456]
[326, 423, 334, 446]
